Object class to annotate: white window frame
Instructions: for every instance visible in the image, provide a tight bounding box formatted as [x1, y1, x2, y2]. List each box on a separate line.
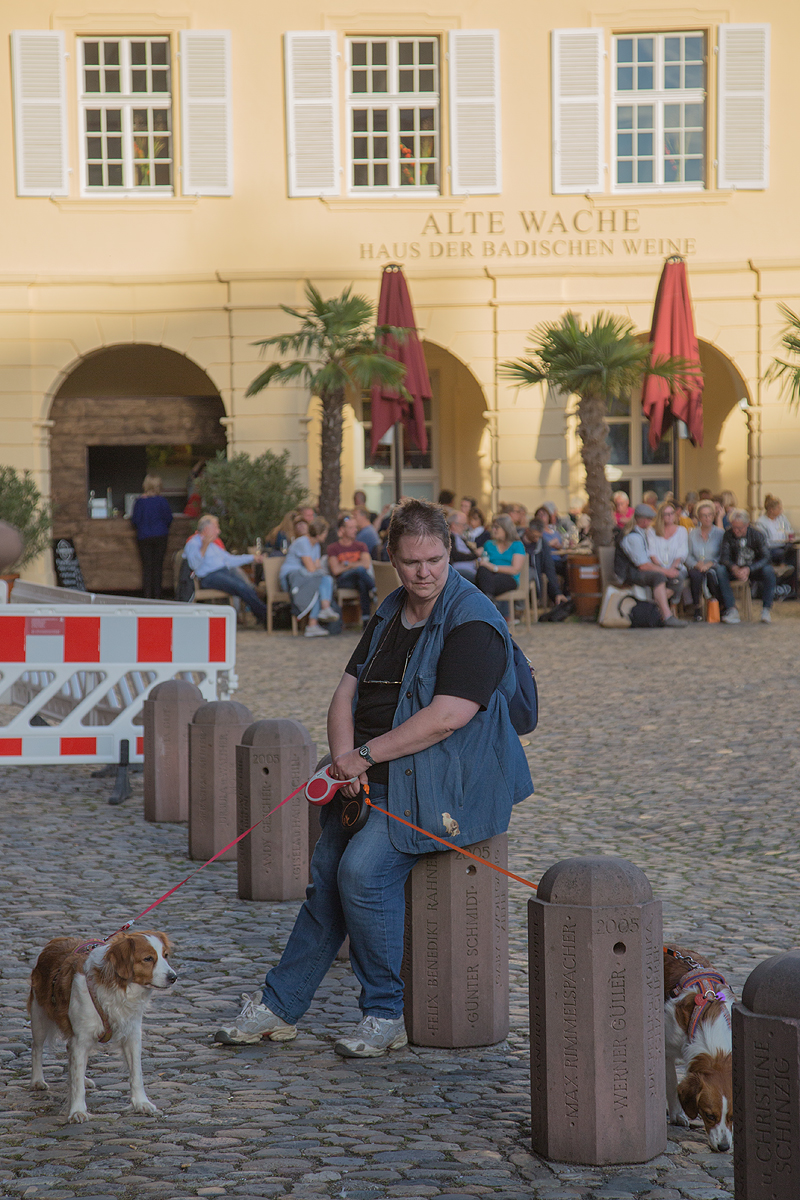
[354, 383, 438, 506]
[345, 35, 440, 196]
[77, 35, 173, 197]
[611, 30, 707, 195]
[605, 395, 673, 503]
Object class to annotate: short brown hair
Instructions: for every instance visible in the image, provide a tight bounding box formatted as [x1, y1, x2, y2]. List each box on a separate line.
[387, 498, 450, 558]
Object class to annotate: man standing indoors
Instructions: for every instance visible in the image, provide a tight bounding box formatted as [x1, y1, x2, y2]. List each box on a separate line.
[327, 515, 375, 626]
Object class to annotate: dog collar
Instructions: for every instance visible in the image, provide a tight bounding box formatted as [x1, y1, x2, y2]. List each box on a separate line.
[673, 967, 732, 1040]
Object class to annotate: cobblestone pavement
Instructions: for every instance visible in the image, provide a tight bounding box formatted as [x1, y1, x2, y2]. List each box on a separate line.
[2, 610, 800, 1200]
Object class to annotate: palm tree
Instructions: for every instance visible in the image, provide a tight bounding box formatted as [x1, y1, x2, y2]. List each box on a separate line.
[247, 282, 408, 523]
[500, 311, 695, 547]
[765, 303, 800, 408]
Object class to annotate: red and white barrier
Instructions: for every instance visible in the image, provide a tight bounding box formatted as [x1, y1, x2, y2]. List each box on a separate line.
[0, 605, 237, 765]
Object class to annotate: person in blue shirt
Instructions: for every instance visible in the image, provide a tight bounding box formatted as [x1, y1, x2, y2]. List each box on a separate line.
[183, 514, 267, 624]
[130, 475, 173, 599]
[475, 514, 527, 621]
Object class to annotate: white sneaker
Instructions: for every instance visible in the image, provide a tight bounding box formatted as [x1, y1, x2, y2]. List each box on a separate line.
[304, 624, 329, 637]
[214, 992, 297, 1044]
[317, 607, 337, 623]
[334, 1014, 408, 1058]
[761, 608, 772, 623]
[721, 608, 740, 624]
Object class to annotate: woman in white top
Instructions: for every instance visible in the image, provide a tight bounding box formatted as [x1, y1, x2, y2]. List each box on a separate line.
[650, 500, 689, 593]
[757, 495, 794, 554]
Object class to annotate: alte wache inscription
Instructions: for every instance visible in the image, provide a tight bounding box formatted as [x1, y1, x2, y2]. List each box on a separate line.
[360, 207, 696, 261]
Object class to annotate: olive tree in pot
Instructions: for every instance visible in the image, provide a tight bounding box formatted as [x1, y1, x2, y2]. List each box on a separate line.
[500, 312, 695, 547]
[197, 449, 307, 552]
[0, 465, 51, 577]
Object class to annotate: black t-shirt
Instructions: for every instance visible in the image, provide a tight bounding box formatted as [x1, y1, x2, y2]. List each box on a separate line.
[345, 609, 506, 784]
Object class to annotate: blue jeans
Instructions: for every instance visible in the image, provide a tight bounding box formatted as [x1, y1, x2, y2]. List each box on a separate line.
[688, 565, 736, 613]
[336, 567, 374, 617]
[261, 784, 420, 1021]
[716, 562, 776, 610]
[200, 568, 267, 623]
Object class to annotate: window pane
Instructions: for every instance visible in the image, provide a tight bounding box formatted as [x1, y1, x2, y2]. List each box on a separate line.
[151, 42, 168, 66]
[154, 163, 171, 185]
[108, 164, 123, 186]
[617, 106, 633, 129]
[664, 37, 680, 61]
[104, 42, 120, 66]
[642, 426, 672, 465]
[107, 136, 122, 159]
[372, 69, 387, 92]
[638, 132, 653, 156]
[638, 107, 653, 129]
[399, 42, 414, 65]
[419, 69, 434, 91]
[373, 163, 388, 186]
[132, 70, 147, 92]
[353, 163, 368, 186]
[638, 38, 654, 62]
[85, 69, 100, 92]
[86, 109, 101, 132]
[352, 43, 367, 66]
[131, 41, 147, 65]
[135, 163, 151, 186]
[399, 70, 414, 92]
[617, 66, 633, 90]
[419, 41, 435, 65]
[642, 478, 673, 501]
[617, 160, 633, 184]
[154, 135, 170, 160]
[152, 70, 169, 92]
[371, 42, 387, 65]
[638, 159, 653, 183]
[133, 109, 148, 131]
[153, 109, 168, 131]
[685, 158, 703, 181]
[104, 69, 120, 92]
[685, 36, 703, 61]
[352, 70, 367, 92]
[87, 164, 103, 186]
[373, 136, 388, 158]
[664, 64, 680, 89]
[637, 65, 653, 89]
[685, 103, 704, 127]
[84, 42, 99, 65]
[607, 425, 631, 465]
[684, 64, 703, 89]
[373, 109, 388, 131]
[617, 39, 633, 63]
[617, 133, 633, 156]
[685, 130, 703, 155]
[106, 110, 122, 132]
[87, 137, 102, 158]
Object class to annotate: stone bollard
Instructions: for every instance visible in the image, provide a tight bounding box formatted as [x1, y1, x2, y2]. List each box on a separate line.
[236, 719, 315, 901]
[528, 856, 665, 1165]
[402, 834, 509, 1048]
[143, 680, 204, 823]
[733, 949, 800, 1199]
[188, 701, 253, 862]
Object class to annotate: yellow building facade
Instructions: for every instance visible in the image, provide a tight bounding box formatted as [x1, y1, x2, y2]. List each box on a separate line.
[2, 0, 798, 585]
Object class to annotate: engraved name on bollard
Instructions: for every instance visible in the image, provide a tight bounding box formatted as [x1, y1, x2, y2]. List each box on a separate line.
[188, 700, 253, 862]
[236, 718, 315, 901]
[733, 948, 800, 1200]
[529, 856, 665, 1165]
[402, 834, 509, 1048]
[143, 679, 203, 823]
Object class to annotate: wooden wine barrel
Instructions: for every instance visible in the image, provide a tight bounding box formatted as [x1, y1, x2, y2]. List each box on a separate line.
[567, 553, 602, 619]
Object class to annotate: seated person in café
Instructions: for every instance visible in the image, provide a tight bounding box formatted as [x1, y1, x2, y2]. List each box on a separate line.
[522, 519, 567, 606]
[642, 490, 660, 509]
[500, 502, 528, 535]
[650, 500, 689, 595]
[280, 518, 337, 637]
[353, 506, 381, 557]
[685, 498, 739, 623]
[613, 490, 633, 528]
[469, 505, 488, 546]
[353, 489, 377, 522]
[617, 504, 687, 628]
[183, 514, 267, 625]
[447, 510, 480, 579]
[459, 495, 477, 518]
[267, 509, 298, 555]
[327, 515, 376, 626]
[534, 505, 568, 592]
[720, 490, 737, 529]
[756, 495, 796, 575]
[475, 514, 527, 623]
[437, 489, 456, 509]
[719, 509, 776, 623]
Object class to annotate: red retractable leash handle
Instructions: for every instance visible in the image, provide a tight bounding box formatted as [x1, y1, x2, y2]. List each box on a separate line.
[105, 768, 538, 941]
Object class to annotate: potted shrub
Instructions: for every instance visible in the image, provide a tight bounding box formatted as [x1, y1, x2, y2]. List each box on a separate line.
[0, 466, 51, 589]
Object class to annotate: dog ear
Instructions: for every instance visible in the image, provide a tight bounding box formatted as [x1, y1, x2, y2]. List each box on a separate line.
[674, 993, 697, 1034]
[678, 1071, 701, 1119]
[104, 936, 136, 982]
[155, 932, 173, 958]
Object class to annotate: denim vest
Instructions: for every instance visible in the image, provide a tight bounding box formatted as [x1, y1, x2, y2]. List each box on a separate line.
[354, 566, 534, 853]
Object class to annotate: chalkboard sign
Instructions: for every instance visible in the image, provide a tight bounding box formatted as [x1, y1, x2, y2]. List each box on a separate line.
[53, 538, 87, 592]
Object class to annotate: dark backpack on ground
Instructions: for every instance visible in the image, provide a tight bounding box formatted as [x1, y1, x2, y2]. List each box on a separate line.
[628, 600, 663, 628]
[508, 641, 538, 734]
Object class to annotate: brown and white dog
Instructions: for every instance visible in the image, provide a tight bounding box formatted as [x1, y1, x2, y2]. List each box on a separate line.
[28, 931, 176, 1123]
[663, 943, 734, 1151]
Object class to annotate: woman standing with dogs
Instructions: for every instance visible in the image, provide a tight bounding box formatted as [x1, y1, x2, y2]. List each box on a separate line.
[215, 499, 532, 1058]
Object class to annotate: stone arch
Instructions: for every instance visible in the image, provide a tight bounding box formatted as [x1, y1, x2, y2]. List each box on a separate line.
[49, 343, 227, 592]
[679, 339, 752, 504]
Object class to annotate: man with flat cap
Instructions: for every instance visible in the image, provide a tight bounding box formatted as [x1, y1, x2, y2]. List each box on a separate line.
[618, 503, 687, 628]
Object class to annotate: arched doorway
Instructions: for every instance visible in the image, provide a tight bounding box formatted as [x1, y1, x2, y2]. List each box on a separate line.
[329, 341, 490, 512]
[50, 344, 226, 593]
[678, 340, 750, 506]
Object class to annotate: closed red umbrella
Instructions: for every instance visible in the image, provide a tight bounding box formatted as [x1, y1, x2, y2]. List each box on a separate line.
[370, 266, 430, 499]
[642, 257, 704, 450]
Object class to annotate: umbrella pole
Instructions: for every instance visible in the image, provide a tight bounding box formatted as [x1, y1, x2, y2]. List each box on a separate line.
[393, 420, 403, 503]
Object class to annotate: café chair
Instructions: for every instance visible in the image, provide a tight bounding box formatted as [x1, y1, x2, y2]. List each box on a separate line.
[258, 556, 299, 635]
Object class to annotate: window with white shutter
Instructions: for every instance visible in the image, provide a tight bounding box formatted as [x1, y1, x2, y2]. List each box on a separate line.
[551, 29, 604, 195]
[179, 31, 232, 196]
[448, 30, 500, 195]
[285, 31, 340, 197]
[11, 31, 69, 197]
[717, 24, 769, 190]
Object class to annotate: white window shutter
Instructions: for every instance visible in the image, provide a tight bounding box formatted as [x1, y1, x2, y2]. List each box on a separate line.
[551, 29, 604, 194]
[448, 30, 501, 195]
[284, 32, 340, 197]
[179, 31, 233, 196]
[717, 24, 769, 190]
[11, 31, 68, 197]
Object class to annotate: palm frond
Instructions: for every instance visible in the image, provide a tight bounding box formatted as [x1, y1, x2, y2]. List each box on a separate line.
[765, 304, 800, 409]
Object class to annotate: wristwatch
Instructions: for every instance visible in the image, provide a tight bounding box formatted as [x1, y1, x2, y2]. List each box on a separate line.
[357, 744, 376, 767]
